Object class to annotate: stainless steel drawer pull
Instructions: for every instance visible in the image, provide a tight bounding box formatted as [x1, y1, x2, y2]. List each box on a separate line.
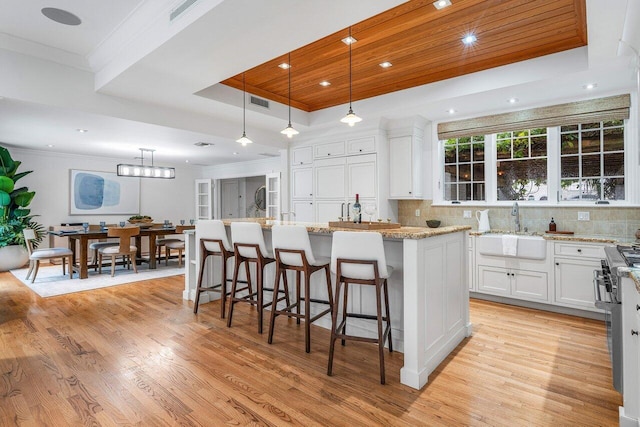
[632, 330, 639, 336]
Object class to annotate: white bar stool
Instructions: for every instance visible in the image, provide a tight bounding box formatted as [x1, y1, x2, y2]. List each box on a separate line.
[227, 222, 289, 334]
[193, 220, 234, 317]
[268, 225, 333, 353]
[327, 231, 393, 384]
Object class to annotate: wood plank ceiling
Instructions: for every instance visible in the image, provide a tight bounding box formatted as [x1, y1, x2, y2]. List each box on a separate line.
[221, 0, 587, 112]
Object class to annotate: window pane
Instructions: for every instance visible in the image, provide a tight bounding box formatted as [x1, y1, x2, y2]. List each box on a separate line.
[604, 152, 624, 176]
[582, 154, 601, 177]
[496, 159, 547, 201]
[561, 125, 578, 132]
[581, 122, 600, 129]
[459, 164, 471, 182]
[603, 178, 624, 200]
[473, 163, 484, 181]
[496, 139, 511, 159]
[560, 155, 579, 178]
[444, 165, 458, 182]
[531, 136, 546, 157]
[473, 142, 484, 161]
[581, 130, 601, 153]
[603, 127, 624, 151]
[444, 183, 457, 200]
[603, 120, 623, 127]
[458, 144, 471, 162]
[459, 183, 472, 201]
[472, 183, 485, 201]
[444, 141, 457, 163]
[561, 132, 579, 155]
[560, 179, 579, 200]
[441, 135, 486, 201]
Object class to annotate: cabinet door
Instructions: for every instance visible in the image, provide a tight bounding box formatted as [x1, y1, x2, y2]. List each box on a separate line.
[291, 166, 313, 199]
[292, 200, 314, 222]
[315, 158, 346, 199]
[477, 265, 510, 296]
[347, 136, 375, 155]
[389, 136, 413, 198]
[511, 270, 548, 302]
[291, 146, 313, 165]
[195, 179, 213, 220]
[265, 172, 280, 220]
[554, 258, 602, 311]
[314, 141, 345, 158]
[315, 200, 345, 223]
[347, 154, 376, 199]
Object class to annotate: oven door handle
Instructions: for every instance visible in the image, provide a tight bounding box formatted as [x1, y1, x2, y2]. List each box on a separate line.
[593, 270, 615, 309]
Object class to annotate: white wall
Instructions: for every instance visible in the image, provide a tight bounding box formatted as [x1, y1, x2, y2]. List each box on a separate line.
[13, 148, 200, 247]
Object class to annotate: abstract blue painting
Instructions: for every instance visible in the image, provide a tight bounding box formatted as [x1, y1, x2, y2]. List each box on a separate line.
[70, 170, 139, 215]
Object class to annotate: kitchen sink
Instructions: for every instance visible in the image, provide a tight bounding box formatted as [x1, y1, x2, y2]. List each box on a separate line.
[477, 233, 547, 260]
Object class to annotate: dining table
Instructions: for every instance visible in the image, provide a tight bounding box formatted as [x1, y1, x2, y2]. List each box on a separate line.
[50, 225, 193, 279]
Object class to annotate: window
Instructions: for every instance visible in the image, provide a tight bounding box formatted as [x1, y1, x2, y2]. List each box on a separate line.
[443, 136, 485, 201]
[559, 121, 624, 201]
[496, 129, 548, 201]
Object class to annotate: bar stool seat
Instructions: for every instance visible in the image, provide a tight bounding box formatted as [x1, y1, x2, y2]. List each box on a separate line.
[194, 220, 234, 317]
[227, 222, 289, 334]
[327, 231, 393, 384]
[268, 225, 333, 353]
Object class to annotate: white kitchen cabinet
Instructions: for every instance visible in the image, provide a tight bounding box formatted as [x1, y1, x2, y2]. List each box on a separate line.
[265, 172, 280, 220]
[468, 235, 475, 291]
[620, 274, 640, 424]
[553, 242, 608, 312]
[291, 166, 313, 199]
[347, 154, 376, 199]
[291, 145, 313, 165]
[346, 136, 376, 155]
[291, 200, 314, 222]
[477, 265, 548, 302]
[314, 157, 346, 199]
[389, 134, 424, 199]
[195, 179, 213, 220]
[314, 140, 345, 159]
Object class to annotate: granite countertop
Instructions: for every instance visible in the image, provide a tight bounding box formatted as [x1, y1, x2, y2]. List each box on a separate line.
[617, 266, 640, 293]
[469, 229, 629, 244]
[220, 218, 471, 240]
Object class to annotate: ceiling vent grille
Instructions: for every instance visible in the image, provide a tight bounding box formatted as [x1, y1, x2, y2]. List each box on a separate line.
[259, 152, 279, 157]
[170, 0, 198, 21]
[194, 142, 213, 147]
[250, 96, 270, 109]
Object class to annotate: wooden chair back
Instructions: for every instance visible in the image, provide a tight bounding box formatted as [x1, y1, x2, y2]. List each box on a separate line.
[107, 226, 140, 252]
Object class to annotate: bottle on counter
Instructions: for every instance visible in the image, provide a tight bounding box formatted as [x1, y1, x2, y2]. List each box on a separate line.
[353, 194, 362, 224]
[549, 217, 556, 232]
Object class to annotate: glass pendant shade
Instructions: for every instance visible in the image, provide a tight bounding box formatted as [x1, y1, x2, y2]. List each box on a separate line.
[340, 109, 362, 127]
[281, 123, 299, 138]
[236, 132, 252, 146]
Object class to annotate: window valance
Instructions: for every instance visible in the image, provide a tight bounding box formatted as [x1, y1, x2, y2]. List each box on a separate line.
[437, 94, 630, 140]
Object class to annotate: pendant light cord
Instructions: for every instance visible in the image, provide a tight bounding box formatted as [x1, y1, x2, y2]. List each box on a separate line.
[288, 52, 292, 123]
[242, 73, 246, 133]
[348, 28, 353, 109]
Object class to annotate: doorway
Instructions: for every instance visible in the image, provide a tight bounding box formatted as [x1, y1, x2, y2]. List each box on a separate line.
[218, 176, 267, 219]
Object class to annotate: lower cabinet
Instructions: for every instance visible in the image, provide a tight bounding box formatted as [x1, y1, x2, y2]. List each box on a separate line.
[292, 200, 314, 222]
[477, 265, 548, 302]
[554, 257, 602, 311]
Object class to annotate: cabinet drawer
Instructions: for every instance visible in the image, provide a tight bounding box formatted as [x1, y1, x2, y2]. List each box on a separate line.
[554, 242, 606, 259]
[347, 137, 375, 155]
[314, 141, 345, 158]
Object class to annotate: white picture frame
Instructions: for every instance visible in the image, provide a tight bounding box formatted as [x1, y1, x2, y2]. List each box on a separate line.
[70, 170, 140, 215]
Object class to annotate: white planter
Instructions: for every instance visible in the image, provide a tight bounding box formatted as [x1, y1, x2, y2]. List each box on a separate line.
[0, 245, 29, 271]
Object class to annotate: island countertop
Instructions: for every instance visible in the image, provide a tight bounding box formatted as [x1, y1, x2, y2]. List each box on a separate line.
[220, 218, 470, 240]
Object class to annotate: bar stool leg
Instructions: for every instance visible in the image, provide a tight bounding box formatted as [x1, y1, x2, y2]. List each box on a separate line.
[325, 265, 334, 316]
[296, 270, 302, 325]
[227, 256, 243, 327]
[267, 264, 282, 344]
[376, 280, 386, 384]
[383, 279, 393, 352]
[220, 255, 227, 318]
[304, 270, 312, 353]
[257, 261, 264, 334]
[341, 281, 349, 346]
[193, 252, 209, 314]
[327, 279, 341, 376]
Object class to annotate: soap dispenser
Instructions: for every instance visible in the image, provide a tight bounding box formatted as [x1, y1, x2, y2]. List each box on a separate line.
[549, 217, 556, 232]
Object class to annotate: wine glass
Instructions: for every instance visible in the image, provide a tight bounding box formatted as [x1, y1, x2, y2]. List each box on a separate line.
[82, 222, 89, 233]
[99, 221, 106, 230]
[163, 219, 170, 228]
[180, 219, 185, 225]
[363, 204, 376, 224]
[189, 219, 195, 225]
[119, 221, 125, 227]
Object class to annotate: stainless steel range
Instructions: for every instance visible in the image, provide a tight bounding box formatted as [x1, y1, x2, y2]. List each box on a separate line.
[594, 245, 639, 394]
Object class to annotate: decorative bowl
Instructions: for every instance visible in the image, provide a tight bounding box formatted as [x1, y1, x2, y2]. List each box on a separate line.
[426, 219, 441, 228]
[128, 218, 153, 225]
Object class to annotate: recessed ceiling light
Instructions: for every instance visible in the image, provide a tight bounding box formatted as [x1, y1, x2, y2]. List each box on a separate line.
[76, 128, 88, 133]
[379, 61, 392, 68]
[46, 144, 54, 148]
[341, 36, 357, 45]
[507, 97, 519, 104]
[433, 0, 452, 10]
[41, 7, 81, 26]
[583, 83, 598, 90]
[233, 152, 238, 155]
[278, 63, 290, 69]
[185, 160, 190, 163]
[447, 109, 457, 114]
[319, 81, 331, 87]
[462, 34, 477, 45]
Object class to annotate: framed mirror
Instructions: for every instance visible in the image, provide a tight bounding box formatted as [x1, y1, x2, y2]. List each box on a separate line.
[255, 185, 266, 211]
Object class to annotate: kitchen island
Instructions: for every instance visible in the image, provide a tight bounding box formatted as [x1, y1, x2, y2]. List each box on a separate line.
[183, 219, 472, 390]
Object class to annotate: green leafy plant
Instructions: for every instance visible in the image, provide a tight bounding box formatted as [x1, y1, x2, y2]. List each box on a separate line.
[0, 146, 44, 248]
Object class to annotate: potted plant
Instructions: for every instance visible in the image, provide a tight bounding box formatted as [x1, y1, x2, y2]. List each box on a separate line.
[0, 146, 44, 271]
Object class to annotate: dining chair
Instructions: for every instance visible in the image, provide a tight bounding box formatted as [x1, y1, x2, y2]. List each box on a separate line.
[98, 226, 140, 277]
[327, 231, 393, 384]
[156, 223, 181, 265]
[164, 225, 189, 266]
[23, 229, 74, 283]
[89, 224, 118, 271]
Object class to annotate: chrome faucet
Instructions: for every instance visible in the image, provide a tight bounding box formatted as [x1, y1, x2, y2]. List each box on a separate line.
[511, 202, 520, 232]
[280, 211, 296, 221]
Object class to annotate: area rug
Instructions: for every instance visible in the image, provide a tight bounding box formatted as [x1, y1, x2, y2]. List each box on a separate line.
[10, 265, 184, 298]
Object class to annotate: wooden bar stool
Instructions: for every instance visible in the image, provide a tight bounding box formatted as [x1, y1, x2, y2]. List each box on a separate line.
[267, 225, 333, 353]
[193, 220, 234, 317]
[327, 231, 393, 384]
[227, 222, 289, 334]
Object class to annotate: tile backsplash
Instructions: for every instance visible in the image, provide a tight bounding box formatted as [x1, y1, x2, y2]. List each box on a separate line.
[398, 200, 640, 239]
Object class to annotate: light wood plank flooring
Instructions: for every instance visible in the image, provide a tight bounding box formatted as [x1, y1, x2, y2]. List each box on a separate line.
[0, 272, 621, 426]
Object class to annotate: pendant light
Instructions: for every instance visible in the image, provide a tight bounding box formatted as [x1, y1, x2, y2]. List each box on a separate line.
[281, 52, 299, 138]
[340, 27, 362, 127]
[117, 148, 175, 179]
[236, 73, 253, 146]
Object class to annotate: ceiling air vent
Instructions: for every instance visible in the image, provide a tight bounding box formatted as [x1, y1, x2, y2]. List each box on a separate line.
[259, 152, 279, 157]
[170, 0, 198, 22]
[194, 142, 213, 147]
[250, 96, 270, 109]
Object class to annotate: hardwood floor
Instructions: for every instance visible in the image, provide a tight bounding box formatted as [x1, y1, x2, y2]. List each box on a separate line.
[0, 271, 621, 426]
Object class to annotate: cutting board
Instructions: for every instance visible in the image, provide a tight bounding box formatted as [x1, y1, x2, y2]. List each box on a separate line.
[328, 221, 402, 230]
[545, 230, 574, 235]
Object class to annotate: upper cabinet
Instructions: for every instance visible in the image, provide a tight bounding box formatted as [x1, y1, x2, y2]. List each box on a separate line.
[291, 145, 313, 165]
[389, 132, 426, 199]
[314, 140, 346, 159]
[346, 136, 376, 155]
